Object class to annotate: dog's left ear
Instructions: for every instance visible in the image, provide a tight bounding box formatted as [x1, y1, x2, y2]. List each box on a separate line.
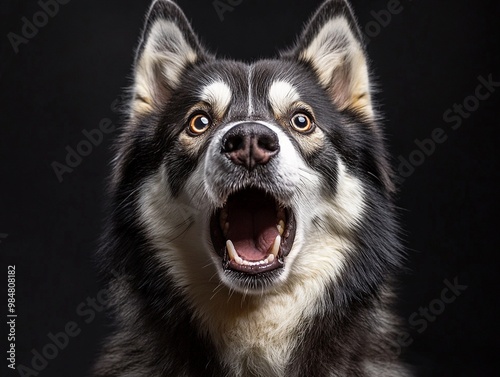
[284, 0, 373, 119]
[131, 0, 209, 117]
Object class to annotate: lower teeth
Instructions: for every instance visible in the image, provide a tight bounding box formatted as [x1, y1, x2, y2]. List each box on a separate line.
[238, 256, 274, 266]
[225, 237, 279, 266]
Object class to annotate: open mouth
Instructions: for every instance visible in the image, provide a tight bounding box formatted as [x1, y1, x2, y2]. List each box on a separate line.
[210, 188, 296, 276]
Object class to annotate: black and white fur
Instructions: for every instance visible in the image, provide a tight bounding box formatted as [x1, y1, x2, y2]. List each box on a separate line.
[93, 1, 411, 376]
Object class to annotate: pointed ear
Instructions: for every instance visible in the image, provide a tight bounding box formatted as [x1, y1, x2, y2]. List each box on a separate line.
[132, 0, 208, 117]
[284, 0, 374, 119]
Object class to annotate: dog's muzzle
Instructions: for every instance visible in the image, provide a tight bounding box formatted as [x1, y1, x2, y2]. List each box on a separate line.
[210, 123, 296, 279]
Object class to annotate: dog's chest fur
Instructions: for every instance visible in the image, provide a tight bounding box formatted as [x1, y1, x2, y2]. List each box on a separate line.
[202, 286, 315, 377]
[217, 300, 298, 376]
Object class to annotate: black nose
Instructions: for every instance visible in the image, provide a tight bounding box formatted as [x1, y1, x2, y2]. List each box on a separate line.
[221, 123, 280, 171]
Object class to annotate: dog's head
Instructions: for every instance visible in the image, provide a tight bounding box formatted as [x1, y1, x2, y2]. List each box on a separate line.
[111, 0, 396, 296]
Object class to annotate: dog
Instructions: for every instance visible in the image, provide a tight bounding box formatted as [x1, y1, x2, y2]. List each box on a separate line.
[93, 0, 411, 376]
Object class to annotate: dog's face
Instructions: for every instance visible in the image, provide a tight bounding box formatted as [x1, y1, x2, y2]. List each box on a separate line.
[113, 0, 394, 296]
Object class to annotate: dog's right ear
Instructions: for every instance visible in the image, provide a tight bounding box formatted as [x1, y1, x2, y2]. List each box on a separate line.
[131, 0, 208, 117]
[284, 0, 374, 120]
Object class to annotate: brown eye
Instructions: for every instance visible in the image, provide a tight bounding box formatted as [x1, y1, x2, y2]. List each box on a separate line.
[188, 113, 211, 135]
[290, 113, 313, 133]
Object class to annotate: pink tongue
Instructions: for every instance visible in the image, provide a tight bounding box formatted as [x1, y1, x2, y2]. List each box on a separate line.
[226, 191, 279, 261]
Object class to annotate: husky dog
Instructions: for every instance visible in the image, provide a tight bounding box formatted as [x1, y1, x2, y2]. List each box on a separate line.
[94, 0, 411, 376]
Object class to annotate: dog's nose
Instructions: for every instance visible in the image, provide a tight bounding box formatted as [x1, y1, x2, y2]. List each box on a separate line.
[222, 123, 280, 170]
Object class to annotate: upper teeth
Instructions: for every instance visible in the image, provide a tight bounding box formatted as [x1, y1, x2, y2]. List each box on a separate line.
[225, 235, 281, 266]
[277, 220, 285, 235]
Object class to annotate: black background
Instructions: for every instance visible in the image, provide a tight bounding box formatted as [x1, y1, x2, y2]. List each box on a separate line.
[1, 1, 499, 376]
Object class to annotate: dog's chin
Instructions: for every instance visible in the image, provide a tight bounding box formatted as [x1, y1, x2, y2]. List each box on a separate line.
[209, 187, 296, 293]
